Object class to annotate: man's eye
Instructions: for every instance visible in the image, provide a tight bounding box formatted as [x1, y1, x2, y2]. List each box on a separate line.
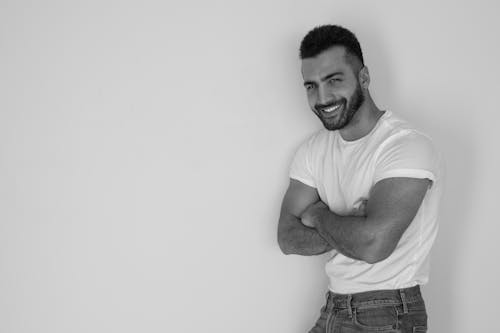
[305, 85, 315, 91]
[329, 78, 341, 84]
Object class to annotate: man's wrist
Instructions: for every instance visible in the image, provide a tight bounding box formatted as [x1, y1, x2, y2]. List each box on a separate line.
[312, 205, 332, 228]
[313, 210, 339, 250]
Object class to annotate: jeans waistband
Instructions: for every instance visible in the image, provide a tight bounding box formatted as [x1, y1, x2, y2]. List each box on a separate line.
[327, 285, 422, 310]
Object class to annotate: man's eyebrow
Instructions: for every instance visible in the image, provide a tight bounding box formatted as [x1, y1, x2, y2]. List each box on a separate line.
[320, 71, 344, 82]
[303, 71, 344, 86]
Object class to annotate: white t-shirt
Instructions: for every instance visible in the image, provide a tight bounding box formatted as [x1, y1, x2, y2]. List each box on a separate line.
[289, 111, 444, 294]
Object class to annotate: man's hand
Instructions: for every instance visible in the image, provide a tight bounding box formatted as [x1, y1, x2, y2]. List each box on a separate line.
[277, 179, 334, 256]
[301, 201, 329, 227]
[353, 199, 368, 217]
[301, 199, 368, 227]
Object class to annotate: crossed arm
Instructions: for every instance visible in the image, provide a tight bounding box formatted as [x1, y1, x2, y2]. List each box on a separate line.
[277, 177, 431, 263]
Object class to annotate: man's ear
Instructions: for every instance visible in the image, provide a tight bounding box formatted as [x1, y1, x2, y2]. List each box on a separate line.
[358, 66, 370, 89]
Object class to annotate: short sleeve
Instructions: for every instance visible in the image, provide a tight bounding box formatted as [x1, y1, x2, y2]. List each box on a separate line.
[374, 131, 439, 185]
[289, 138, 316, 188]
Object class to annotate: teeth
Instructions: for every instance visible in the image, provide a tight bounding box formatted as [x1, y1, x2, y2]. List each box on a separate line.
[324, 104, 341, 113]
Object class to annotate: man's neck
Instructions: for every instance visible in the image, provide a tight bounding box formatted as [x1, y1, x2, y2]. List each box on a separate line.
[339, 97, 383, 142]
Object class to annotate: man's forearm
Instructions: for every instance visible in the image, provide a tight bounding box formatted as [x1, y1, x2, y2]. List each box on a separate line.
[314, 214, 369, 261]
[301, 201, 372, 261]
[278, 215, 334, 256]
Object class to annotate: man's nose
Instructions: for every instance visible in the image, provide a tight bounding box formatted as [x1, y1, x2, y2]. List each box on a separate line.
[317, 85, 331, 105]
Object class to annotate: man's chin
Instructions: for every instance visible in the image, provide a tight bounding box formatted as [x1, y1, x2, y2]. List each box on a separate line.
[320, 115, 346, 130]
[322, 121, 341, 131]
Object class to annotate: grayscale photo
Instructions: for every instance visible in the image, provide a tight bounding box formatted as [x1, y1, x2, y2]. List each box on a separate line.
[1, 1, 498, 332]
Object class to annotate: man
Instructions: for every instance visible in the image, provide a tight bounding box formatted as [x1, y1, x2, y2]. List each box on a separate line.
[277, 25, 443, 332]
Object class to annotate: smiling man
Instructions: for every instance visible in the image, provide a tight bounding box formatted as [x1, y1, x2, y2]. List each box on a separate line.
[277, 25, 443, 332]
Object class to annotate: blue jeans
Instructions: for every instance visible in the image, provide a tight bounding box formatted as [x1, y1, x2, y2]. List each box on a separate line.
[309, 285, 427, 333]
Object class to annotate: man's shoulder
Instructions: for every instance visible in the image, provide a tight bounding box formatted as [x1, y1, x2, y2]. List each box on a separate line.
[375, 112, 440, 167]
[379, 111, 434, 145]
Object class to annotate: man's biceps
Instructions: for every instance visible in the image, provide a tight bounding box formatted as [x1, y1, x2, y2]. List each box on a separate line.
[282, 179, 320, 216]
[370, 177, 431, 199]
[368, 177, 431, 218]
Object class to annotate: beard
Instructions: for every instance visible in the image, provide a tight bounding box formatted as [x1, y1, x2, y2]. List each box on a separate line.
[314, 82, 365, 131]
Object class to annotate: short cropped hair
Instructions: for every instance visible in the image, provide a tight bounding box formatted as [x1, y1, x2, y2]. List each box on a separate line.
[299, 25, 364, 65]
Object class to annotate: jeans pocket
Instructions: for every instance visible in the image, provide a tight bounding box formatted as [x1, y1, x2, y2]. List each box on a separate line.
[352, 305, 398, 331]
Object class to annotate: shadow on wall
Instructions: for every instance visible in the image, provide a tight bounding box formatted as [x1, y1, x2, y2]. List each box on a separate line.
[398, 98, 476, 333]
[427, 124, 474, 333]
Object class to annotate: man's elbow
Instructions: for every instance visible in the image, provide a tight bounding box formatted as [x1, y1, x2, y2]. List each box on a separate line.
[277, 233, 294, 255]
[361, 239, 396, 264]
[363, 251, 390, 264]
[279, 244, 294, 255]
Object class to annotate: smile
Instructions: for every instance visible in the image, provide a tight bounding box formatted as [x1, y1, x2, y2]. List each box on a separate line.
[317, 101, 344, 115]
[323, 104, 342, 113]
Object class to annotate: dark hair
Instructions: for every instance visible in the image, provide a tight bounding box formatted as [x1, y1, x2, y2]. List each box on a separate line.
[299, 25, 364, 65]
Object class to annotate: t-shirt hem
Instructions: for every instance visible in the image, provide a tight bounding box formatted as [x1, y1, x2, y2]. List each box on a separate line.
[374, 169, 436, 184]
[289, 175, 316, 188]
[328, 280, 422, 294]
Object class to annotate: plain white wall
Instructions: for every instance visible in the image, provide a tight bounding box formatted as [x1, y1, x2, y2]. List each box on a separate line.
[1, 0, 499, 332]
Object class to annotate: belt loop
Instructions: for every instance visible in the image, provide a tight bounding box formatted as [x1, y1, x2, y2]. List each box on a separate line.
[399, 289, 409, 314]
[346, 294, 353, 318]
